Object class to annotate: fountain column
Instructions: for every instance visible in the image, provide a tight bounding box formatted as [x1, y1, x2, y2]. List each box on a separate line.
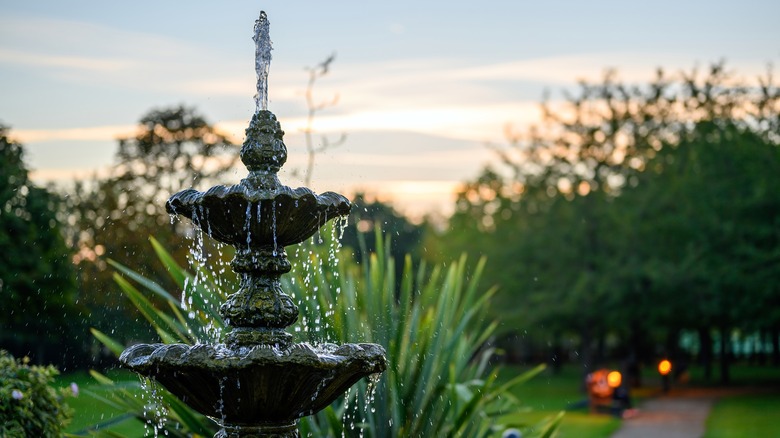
[218, 111, 298, 349]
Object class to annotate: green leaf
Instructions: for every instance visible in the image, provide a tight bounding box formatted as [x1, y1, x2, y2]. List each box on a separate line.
[150, 236, 187, 288]
[88, 370, 115, 386]
[113, 273, 188, 344]
[90, 328, 124, 357]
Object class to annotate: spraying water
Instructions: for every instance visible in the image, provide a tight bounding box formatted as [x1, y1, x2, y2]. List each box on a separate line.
[253, 11, 272, 113]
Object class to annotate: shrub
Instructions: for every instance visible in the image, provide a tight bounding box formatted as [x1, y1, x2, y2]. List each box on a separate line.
[0, 350, 73, 437]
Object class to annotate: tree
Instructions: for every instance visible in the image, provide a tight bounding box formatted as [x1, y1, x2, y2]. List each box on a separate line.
[65, 106, 237, 348]
[0, 124, 81, 367]
[618, 121, 780, 382]
[436, 62, 780, 377]
[339, 193, 425, 283]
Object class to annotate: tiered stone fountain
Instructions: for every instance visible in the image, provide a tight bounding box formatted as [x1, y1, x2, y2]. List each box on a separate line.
[119, 12, 386, 438]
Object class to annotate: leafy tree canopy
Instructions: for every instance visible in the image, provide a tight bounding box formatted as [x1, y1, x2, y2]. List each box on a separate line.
[0, 124, 81, 365]
[435, 62, 780, 377]
[64, 106, 238, 347]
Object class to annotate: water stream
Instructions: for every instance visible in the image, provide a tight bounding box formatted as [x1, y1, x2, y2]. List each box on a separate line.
[253, 11, 272, 113]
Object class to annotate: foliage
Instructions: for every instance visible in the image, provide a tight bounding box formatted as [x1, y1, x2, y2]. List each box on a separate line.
[0, 125, 81, 367]
[615, 121, 780, 381]
[0, 350, 73, 437]
[437, 62, 780, 376]
[87, 232, 559, 437]
[496, 365, 622, 438]
[340, 193, 425, 280]
[56, 370, 146, 436]
[62, 106, 236, 349]
[75, 237, 223, 436]
[292, 228, 559, 437]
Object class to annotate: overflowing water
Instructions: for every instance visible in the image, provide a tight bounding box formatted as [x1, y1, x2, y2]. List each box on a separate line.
[253, 11, 272, 113]
[286, 217, 351, 344]
[139, 376, 169, 437]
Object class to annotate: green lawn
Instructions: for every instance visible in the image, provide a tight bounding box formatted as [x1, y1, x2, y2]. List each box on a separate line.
[55, 369, 146, 436]
[496, 365, 622, 438]
[55, 362, 780, 437]
[695, 363, 780, 438]
[703, 393, 780, 438]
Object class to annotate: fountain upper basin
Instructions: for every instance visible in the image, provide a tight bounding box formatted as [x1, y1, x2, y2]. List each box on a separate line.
[166, 184, 350, 249]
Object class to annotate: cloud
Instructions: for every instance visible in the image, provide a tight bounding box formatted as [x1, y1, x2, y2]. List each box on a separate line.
[13, 124, 136, 143]
[13, 99, 538, 147]
[29, 166, 112, 182]
[272, 102, 541, 143]
[0, 15, 242, 93]
[0, 48, 135, 72]
[452, 53, 772, 84]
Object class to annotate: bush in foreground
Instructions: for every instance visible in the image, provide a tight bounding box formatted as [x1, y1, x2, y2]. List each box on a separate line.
[0, 350, 73, 437]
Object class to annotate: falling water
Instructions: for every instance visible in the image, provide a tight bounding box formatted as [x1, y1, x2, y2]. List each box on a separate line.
[139, 377, 169, 436]
[245, 203, 253, 247]
[253, 11, 272, 113]
[271, 201, 278, 256]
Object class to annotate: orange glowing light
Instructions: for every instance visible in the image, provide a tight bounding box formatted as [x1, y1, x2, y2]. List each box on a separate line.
[607, 371, 622, 388]
[658, 359, 672, 376]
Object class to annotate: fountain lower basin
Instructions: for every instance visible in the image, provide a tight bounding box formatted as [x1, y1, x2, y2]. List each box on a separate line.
[120, 342, 386, 425]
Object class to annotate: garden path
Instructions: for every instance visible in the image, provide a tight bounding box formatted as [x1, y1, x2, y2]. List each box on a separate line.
[611, 387, 759, 438]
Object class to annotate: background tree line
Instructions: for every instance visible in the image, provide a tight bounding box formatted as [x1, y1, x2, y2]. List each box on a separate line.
[2, 61, 778, 385]
[432, 62, 780, 383]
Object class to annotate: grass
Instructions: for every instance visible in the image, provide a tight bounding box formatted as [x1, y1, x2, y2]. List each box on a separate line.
[693, 363, 780, 438]
[496, 365, 622, 438]
[57, 362, 619, 437]
[703, 393, 780, 438]
[54, 358, 780, 437]
[55, 369, 146, 436]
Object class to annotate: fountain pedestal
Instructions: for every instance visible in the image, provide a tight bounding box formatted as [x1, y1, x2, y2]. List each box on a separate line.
[119, 27, 386, 434]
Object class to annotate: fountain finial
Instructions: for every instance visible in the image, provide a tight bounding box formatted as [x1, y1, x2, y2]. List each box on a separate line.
[253, 11, 272, 112]
[240, 110, 287, 174]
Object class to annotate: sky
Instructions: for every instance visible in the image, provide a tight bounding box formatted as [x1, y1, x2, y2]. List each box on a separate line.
[1, 1, 778, 219]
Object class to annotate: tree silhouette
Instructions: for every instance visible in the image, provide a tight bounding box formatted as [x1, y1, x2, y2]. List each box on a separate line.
[0, 124, 81, 366]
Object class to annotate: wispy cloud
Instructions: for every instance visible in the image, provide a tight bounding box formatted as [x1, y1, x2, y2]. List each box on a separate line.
[0, 15, 242, 93]
[13, 100, 537, 147]
[273, 102, 541, 142]
[0, 48, 134, 72]
[29, 166, 112, 182]
[13, 124, 136, 143]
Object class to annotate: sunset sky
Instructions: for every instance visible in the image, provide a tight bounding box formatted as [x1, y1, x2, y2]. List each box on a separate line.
[1, 1, 777, 218]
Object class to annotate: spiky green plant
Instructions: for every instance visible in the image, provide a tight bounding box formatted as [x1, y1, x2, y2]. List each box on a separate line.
[87, 231, 560, 437]
[292, 229, 560, 437]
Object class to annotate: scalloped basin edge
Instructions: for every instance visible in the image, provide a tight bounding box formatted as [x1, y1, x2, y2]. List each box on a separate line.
[166, 185, 351, 248]
[119, 342, 386, 424]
